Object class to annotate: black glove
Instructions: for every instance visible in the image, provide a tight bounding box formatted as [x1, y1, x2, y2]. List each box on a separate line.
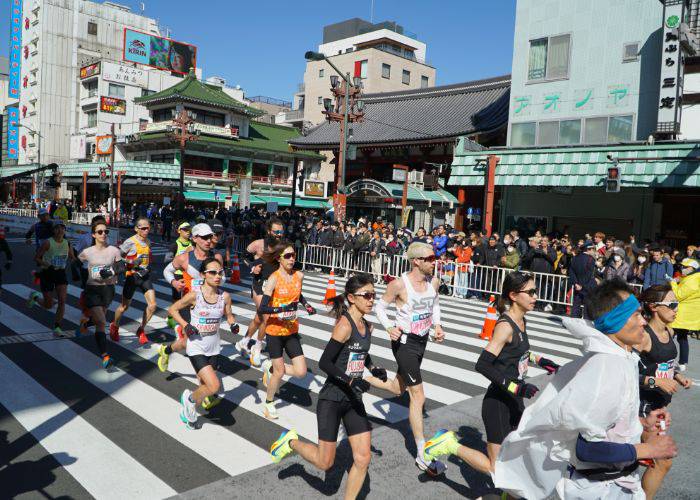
[304, 304, 317, 316]
[539, 357, 560, 375]
[510, 382, 539, 399]
[230, 323, 240, 335]
[282, 302, 298, 312]
[352, 378, 371, 393]
[184, 323, 199, 338]
[4, 261, 11, 270]
[134, 267, 150, 280]
[370, 366, 388, 382]
[99, 265, 115, 280]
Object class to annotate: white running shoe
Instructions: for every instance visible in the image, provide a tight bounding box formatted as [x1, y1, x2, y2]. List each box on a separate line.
[180, 389, 198, 423]
[544, 304, 553, 312]
[678, 364, 687, 372]
[250, 341, 263, 367]
[262, 359, 272, 388]
[235, 337, 251, 356]
[415, 455, 446, 477]
[263, 400, 278, 420]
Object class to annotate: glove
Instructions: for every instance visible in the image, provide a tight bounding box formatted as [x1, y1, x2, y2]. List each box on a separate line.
[352, 378, 371, 393]
[282, 302, 298, 312]
[99, 265, 115, 280]
[134, 267, 150, 280]
[4, 261, 11, 270]
[508, 381, 539, 399]
[539, 358, 560, 375]
[230, 323, 240, 335]
[184, 324, 199, 338]
[370, 366, 388, 382]
[304, 304, 317, 316]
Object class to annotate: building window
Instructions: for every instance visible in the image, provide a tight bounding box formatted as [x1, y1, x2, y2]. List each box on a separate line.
[153, 108, 174, 122]
[402, 69, 410, 85]
[84, 79, 98, 97]
[133, 155, 147, 161]
[150, 153, 175, 163]
[139, 118, 149, 131]
[584, 117, 608, 143]
[317, 96, 323, 105]
[108, 83, 125, 98]
[527, 34, 571, 81]
[319, 68, 324, 78]
[608, 115, 633, 142]
[623, 42, 640, 62]
[510, 122, 536, 146]
[359, 60, 368, 79]
[421, 75, 429, 88]
[86, 110, 97, 128]
[141, 88, 156, 97]
[537, 121, 559, 145]
[87, 21, 97, 36]
[382, 63, 391, 79]
[559, 119, 581, 144]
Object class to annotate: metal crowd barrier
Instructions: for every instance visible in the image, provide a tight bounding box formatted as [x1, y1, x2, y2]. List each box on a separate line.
[0, 207, 102, 225]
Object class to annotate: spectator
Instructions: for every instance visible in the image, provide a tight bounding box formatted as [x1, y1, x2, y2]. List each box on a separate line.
[53, 202, 69, 223]
[628, 251, 648, 285]
[604, 247, 631, 281]
[368, 230, 385, 283]
[510, 229, 528, 257]
[433, 225, 448, 257]
[483, 236, 505, 267]
[593, 231, 606, 255]
[670, 258, 700, 372]
[568, 244, 597, 318]
[500, 242, 520, 270]
[643, 247, 674, 290]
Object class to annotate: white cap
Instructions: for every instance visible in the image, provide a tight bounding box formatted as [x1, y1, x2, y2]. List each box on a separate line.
[192, 223, 213, 237]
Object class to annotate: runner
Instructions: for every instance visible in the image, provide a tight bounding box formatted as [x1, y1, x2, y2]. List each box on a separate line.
[74, 215, 106, 335]
[421, 272, 560, 475]
[236, 217, 284, 366]
[637, 284, 692, 499]
[110, 217, 155, 345]
[493, 279, 677, 499]
[164, 221, 192, 329]
[258, 239, 315, 420]
[372, 241, 447, 476]
[25, 208, 54, 249]
[78, 220, 124, 369]
[169, 257, 238, 428]
[208, 219, 228, 267]
[270, 274, 388, 499]
[27, 221, 75, 337]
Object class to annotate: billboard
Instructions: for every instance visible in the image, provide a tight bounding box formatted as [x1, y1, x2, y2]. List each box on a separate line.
[8, 0, 22, 99]
[80, 62, 101, 79]
[70, 135, 87, 160]
[6, 106, 19, 159]
[303, 180, 327, 198]
[123, 28, 196, 75]
[102, 62, 147, 87]
[100, 96, 126, 115]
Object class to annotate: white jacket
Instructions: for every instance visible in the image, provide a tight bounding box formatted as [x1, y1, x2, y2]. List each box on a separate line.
[493, 318, 643, 499]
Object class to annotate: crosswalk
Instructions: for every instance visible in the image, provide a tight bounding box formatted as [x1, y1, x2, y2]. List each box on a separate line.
[0, 270, 582, 498]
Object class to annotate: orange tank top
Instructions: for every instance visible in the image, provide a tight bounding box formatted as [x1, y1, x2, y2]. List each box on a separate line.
[265, 269, 302, 337]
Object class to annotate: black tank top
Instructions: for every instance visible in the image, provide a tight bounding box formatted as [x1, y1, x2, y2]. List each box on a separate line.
[639, 324, 678, 409]
[188, 248, 212, 273]
[319, 312, 372, 402]
[492, 314, 530, 384]
[253, 240, 279, 284]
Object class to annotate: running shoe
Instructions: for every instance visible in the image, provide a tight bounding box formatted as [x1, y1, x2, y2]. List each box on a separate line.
[678, 364, 687, 372]
[157, 344, 170, 372]
[77, 317, 90, 336]
[109, 322, 119, 342]
[52, 326, 67, 338]
[137, 326, 148, 345]
[179, 410, 195, 430]
[262, 359, 272, 388]
[263, 400, 278, 420]
[167, 316, 177, 329]
[26, 291, 41, 309]
[202, 395, 222, 411]
[423, 429, 460, 462]
[235, 336, 250, 356]
[415, 455, 447, 477]
[101, 355, 112, 369]
[180, 389, 198, 423]
[270, 429, 298, 463]
[250, 341, 263, 367]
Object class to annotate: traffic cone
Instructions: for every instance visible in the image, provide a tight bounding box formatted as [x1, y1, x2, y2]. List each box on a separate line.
[480, 294, 498, 340]
[230, 253, 241, 284]
[322, 270, 337, 305]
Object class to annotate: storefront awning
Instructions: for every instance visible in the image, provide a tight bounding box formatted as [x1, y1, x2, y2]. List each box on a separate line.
[346, 179, 458, 206]
[250, 195, 329, 209]
[449, 142, 700, 188]
[184, 190, 238, 202]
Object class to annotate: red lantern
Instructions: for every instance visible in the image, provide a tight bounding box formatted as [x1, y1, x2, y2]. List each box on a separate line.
[24, 46, 29, 59]
[21, 106, 27, 117]
[24, 18, 29, 29]
[21, 135, 27, 150]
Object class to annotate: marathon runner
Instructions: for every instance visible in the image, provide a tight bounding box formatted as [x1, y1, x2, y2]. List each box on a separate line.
[637, 284, 692, 499]
[28, 221, 75, 337]
[77, 220, 124, 369]
[271, 274, 387, 499]
[236, 217, 284, 366]
[110, 218, 155, 345]
[208, 219, 228, 267]
[422, 272, 560, 475]
[25, 208, 54, 249]
[169, 257, 238, 428]
[373, 242, 447, 475]
[258, 240, 315, 420]
[74, 215, 106, 335]
[164, 221, 192, 329]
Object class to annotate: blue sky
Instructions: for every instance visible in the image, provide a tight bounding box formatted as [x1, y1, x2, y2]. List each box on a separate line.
[1, 0, 515, 100]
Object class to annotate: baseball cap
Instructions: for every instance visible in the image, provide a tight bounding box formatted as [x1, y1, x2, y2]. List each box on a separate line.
[178, 221, 191, 231]
[192, 223, 213, 237]
[38, 208, 49, 216]
[207, 219, 224, 232]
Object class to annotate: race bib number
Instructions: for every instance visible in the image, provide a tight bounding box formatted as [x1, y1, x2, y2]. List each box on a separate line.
[275, 306, 297, 322]
[90, 266, 102, 280]
[410, 312, 432, 337]
[345, 352, 366, 378]
[518, 352, 529, 378]
[51, 255, 67, 268]
[196, 317, 221, 335]
[655, 361, 674, 379]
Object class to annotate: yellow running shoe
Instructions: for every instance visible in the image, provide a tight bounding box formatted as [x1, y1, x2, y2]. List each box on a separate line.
[270, 429, 298, 463]
[423, 429, 460, 463]
[157, 344, 170, 372]
[202, 395, 221, 411]
[262, 359, 272, 388]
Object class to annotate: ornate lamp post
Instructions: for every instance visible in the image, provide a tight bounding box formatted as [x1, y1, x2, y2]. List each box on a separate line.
[169, 109, 199, 219]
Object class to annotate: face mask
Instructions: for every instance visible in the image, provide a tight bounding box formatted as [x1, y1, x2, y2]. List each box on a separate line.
[613, 255, 622, 263]
[638, 256, 647, 264]
[508, 246, 515, 253]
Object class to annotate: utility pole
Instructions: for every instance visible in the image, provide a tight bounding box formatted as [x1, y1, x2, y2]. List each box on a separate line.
[170, 109, 198, 220]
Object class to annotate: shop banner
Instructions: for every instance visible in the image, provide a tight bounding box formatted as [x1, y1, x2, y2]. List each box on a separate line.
[100, 96, 126, 115]
[6, 106, 19, 159]
[8, 0, 22, 99]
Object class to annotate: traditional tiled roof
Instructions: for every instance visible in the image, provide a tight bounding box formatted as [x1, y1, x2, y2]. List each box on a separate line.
[290, 75, 510, 148]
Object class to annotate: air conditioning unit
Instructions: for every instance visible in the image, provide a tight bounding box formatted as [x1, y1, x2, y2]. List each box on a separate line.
[408, 170, 424, 183]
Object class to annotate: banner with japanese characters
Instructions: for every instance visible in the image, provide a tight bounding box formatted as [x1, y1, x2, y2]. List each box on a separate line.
[656, 0, 687, 136]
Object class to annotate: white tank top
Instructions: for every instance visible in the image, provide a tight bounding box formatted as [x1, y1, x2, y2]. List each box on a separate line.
[186, 288, 225, 357]
[395, 272, 437, 338]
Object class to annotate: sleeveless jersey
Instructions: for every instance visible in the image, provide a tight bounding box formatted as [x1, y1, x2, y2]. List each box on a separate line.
[182, 248, 212, 293]
[265, 269, 302, 337]
[173, 238, 192, 277]
[43, 238, 69, 269]
[493, 314, 530, 384]
[123, 235, 151, 276]
[395, 272, 437, 342]
[186, 288, 225, 357]
[639, 324, 678, 410]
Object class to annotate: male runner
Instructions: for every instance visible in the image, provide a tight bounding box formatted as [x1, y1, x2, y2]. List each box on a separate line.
[235, 217, 284, 365]
[25, 208, 54, 249]
[208, 219, 228, 267]
[110, 217, 155, 345]
[164, 221, 192, 328]
[373, 242, 446, 476]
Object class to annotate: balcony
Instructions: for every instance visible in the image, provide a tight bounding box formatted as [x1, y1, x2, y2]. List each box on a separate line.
[184, 169, 292, 187]
[278, 109, 304, 124]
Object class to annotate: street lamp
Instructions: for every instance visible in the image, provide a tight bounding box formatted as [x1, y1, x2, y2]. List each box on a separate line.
[170, 109, 199, 219]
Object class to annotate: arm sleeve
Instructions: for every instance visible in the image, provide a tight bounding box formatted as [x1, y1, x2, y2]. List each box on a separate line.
[319, 338, 352, 385]
[298, 293, 310, 308]
[374, 299, 394, 330]
[163, 262, 177, 283]
[475, 350, 510, 388]
[575, 435, 637, 464]
[364, 353, 375, 371]
[432, 296, 442, 326]
[257, 294, 294, 314]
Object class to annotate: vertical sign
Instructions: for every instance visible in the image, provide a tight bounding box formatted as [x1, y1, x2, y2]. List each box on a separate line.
[656, 0, 687, 136]
[8, 0, 22, 99]
[6, 106, 19, 159]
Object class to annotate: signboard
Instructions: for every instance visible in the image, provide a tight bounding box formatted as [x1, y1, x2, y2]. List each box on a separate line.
[333, 193, 347, 223]
[392, 167, 407, 183]
[303, 180, 327, 198]
[79, 62, 101, 79]
[656, 0, 687, 136]
[70, 135, 87, 160]
[102, 61, 146, 87]
[8, 0, 22, 100]
[6, 106, 19, 159]
[239, 177, 252, 209]
[123, 28, 197, 75]
[144, 120, 238, 138]
[95, 135, 114, 155]
[100, 96, 126, 115]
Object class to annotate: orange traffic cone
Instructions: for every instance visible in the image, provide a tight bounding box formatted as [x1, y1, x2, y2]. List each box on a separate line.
[230, 253, 241, 284]
[480, 294, 498, 340]
[322, 270, 337, 305]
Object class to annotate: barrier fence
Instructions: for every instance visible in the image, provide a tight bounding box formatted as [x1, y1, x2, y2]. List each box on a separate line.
[0, 208, 102, 225]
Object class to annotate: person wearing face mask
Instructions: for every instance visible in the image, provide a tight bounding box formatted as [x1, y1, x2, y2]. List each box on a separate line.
[669, 258, 700, 372]
[605, 248, 631, 282]
[500, 240, 520, 270]
[629, 252, 649, 285]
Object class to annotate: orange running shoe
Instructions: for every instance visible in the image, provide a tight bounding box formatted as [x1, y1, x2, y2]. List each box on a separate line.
[137, 326, 148, 345]
[109, 322, 119, 342]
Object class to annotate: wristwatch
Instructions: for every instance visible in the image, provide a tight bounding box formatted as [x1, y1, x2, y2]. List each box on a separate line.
[648, 377, 656, 389]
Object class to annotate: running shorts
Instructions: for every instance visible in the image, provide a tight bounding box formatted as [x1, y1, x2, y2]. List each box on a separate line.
[122, 273, 153, 300]
[481, 384, 525, 444]
[266, 333, 303, 360]
[251, 278, 264, 298]
[189, 354, 219, 374]
[317, 398, 371, 441]
[391, 335, 428, 387]
[39, 268, 68, 292]
[84, 284, 115, 309]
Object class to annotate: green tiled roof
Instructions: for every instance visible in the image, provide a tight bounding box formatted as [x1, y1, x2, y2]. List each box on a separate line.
[450, 141, 700, 188]
[0, 162, 180, 179]
[134, 72, 263, 117]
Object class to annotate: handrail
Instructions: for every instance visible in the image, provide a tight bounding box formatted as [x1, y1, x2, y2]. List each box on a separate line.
[183, 169, 292, 185]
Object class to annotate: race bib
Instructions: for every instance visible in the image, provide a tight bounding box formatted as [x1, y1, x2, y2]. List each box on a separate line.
[51, 255, 67, 268]
[275, 306, 297, 322]
[345, 352, 366, 378]
[196, 316, 221, 335]
[410, 312, 433, 337]
[655, 361, 674, 379]
[90, 265, 102, 280]
[518, 352, 529, 378]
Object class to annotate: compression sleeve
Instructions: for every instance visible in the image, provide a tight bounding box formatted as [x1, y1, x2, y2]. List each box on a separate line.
[475, 350, 509, 387]
[364, 353, 375, 371]
[375, 299, 394, 330]
[575, 435, 637, 464]
[299, 293, 310, 307]
[432, 298, 442, 326]
[163, 262, 177, 284]
[319, 338, 352, 385]
[257, 294, 295, 314]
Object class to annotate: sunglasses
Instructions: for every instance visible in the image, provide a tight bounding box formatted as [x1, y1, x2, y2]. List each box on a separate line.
[94, 229, 110, 235]
[417, 255, 437, 263]
[653, 301, 679, 310]
[197, 234, 213, 240]
[137, 226, 150, 231]
[518, 288, 538, 297]
[353, 292, 376, 300]
[272, 230, 284, 236]
[203, 269, 225, 277]
[282, 251, 296, 260]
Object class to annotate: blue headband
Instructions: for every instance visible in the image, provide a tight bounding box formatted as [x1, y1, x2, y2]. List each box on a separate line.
[593, 294, 640, 334]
